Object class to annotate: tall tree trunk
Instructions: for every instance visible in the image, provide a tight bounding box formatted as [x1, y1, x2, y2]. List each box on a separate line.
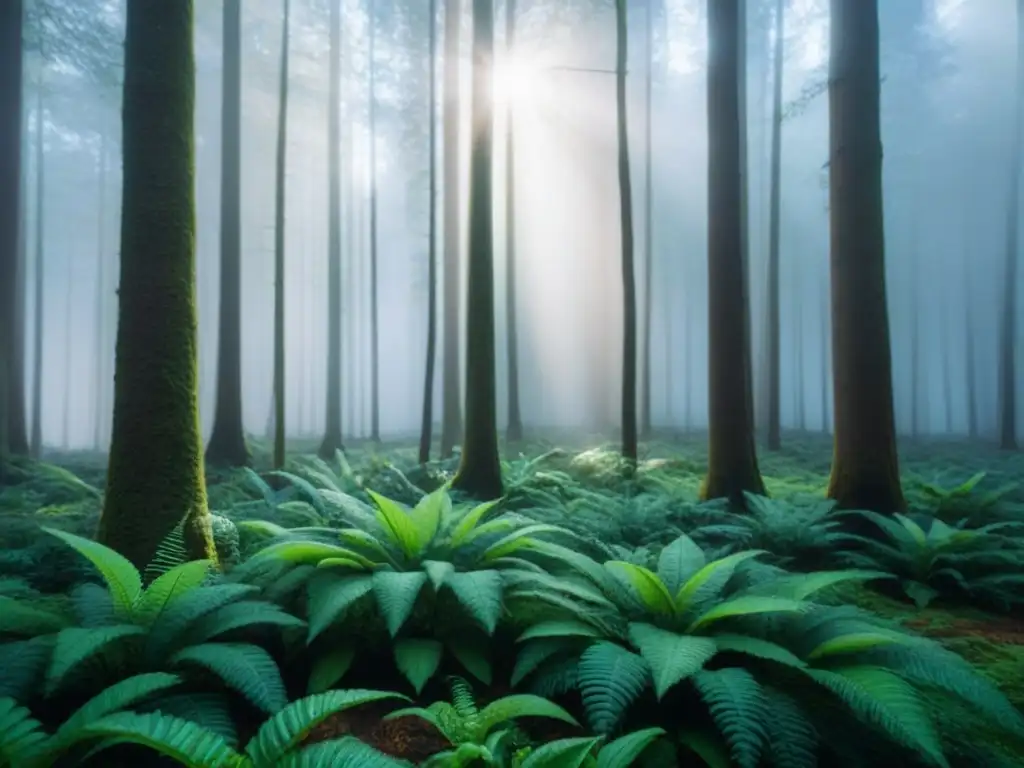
[0, 0, 23, 472]
[504, 0, 523, 443]
[909, 238, 920, 437]
[639, 0, 654, 439]
[30, 85, 44, 458]
[368, 0, 381, 442]
[765, 0, 784, 449]
[963, 236, 978, 438]
[206, 0, 249, 466]
[820, 268, 829, 431]
[272, 0, 291, 470]
[451, 0, 502, 499]
[61, 237, 72, 448]
[93, 131, 107, 449]
[794, 285, 805, 431]
[419, 0, 439, 464]
[701, 0, 766, 502]
[998, 0, 1021, 450]
[440, 0, 464, 458]
[98, 0, 216, 568]
[825, 0, 905, 512]
[319, 0, 345, 459]
[615, 0, 638, 464]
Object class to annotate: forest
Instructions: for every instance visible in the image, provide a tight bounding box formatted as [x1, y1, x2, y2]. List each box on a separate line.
[0, 0, 1023, 765]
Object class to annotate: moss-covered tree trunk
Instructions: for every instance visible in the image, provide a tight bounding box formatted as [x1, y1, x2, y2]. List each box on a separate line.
[206, 0, 249, 467]
[319, 0, 345, 460]
[452, 0, 502, 500]
[615, 0, 638, 465]
[825, 0, 905, 512]
[440, 0, 464, 459]
[0, 0, 23, 473]
[419, 0, 439, 465]
[701, 0, 766, 503]
[98, 0, 216, 569]
[272, 0, 291, 471]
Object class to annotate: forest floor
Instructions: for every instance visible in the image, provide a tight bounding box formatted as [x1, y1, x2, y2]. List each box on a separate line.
[1, 429, 1023, 761]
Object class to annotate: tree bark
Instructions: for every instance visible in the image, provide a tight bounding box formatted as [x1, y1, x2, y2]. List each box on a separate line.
[319, 0, 345, 460]
[639, 0, 653, 439]
[206, 0, 249, 467]
[825, 0, 905, 512]
[504, 0, 523, 443]
[701, 0, 766, 502]
[98, 0, 216, 568]
[765, 0, 784, 449]
[272, 0, 291, 470]
[30, 84, 43, 459]
[419, 0, 439, 464]
[451, 0, 502, 499]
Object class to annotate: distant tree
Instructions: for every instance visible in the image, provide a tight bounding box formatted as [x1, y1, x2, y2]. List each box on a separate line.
[615, 0, 638, 464]
[440, 0, 464, 459]
[319, 0, 345, 460]
[451, 0, 502, 499]
[30, 83, 44, 459]
[272, 0, 292, 471]
[825, 0, 905, 512]
[206, 0, 250, 467]
[98, 0, 217, 568]
[419, 0, 440, 464]
[639, 0, 654, 439]
[0, 0, 23, 473]
[701, 0, 766, 502]
[765, 0, 784, 450]
[369, 0, 381, 443]
[505, 0, 523, 443]
[998, 0, 1021, 450]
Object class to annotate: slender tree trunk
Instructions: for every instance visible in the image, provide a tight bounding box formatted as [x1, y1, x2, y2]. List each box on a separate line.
[684, 288, 693, 429]
[93, 131, 107, 449]
[963, 236, 978, 438]
[206, 0, 249, 466]
[639, 0, 654, 439]
[451, 0, 502, 499]
[368, 0, 381, 442]
[820, 268, 829, 431]
[504, 0, 523, 443]
[30, 85, 44, 459]
[765, 0, 784, 449]
[61, 237, 72, 448]
[794, 286, 805, 431]
[440, 0, 464, 458]
[419, 0, 439, 464]
[319, 0, 345, 459]
[272, 0, 291, 470]
[615, 0, 638, 464]
[825, 0, 905, 512]
[909, 239, 920, 437]
[98, 0, 216, 568]
[702, 0, 766, 502]
[998, 0, 1021, 449]
[0, 0, 23, 472]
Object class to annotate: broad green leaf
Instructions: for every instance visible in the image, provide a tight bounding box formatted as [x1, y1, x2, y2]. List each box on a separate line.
[449, 500, 503, 548]
[807, 632, 903, 660]
[478, 694, 580, 735]
[656, 535, 706, 595]
[373, 571, 429, 636]
[605, 562, 675, 615]
[134, 560, 211, 627]
[445, 571, 504, 635]
[517, 620, 603, 642]
[597, 727, 667, 768]
[521, 736, 602, 768]
[394, 639, 444, 694]
[627, 623, 717, 699]
[675, 550, 765, 611]
[687, 596, 805, 632]
[367, 490, 423, 559]
[307, 646, 356, 694]
[423, 560, 455, 591]
[410, 488, 448, 547]
[42, 528, 142, 620]
[482, 525, 567, 561]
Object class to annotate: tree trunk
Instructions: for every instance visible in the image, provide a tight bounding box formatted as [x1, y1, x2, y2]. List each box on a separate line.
[825, 0, 905, 512]
[419, 0, 439, 464]
[615, 0, 638, 464]
[272, 0, 291, 470]
[0, 0, 23, 472]
[62, 232, 73, 448]
[820, 268, 830, 432]
[93, 130, 107, 449]
[368, 0, 381, 442]
[319, 0, 345, 459]
[639, 0, 654, 439]
[30, 85, 44, 459]
[451, 0, 502, 499]
[206, 0, 249, 467]
[765, 0, 784, 450]
[440, 0, 464, 458]
[908, 235, 921, 437]
[701, 0, 765, 502]
[963, 236, 978, 438]
[998, 0, 1021, 450]
[98, 0, 216, 569]
[504, 0, 523, 443]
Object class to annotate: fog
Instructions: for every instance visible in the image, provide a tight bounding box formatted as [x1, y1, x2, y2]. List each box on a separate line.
[16, 0, 1023, 451]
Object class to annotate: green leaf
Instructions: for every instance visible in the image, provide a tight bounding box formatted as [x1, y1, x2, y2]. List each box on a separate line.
[373, 571, 429, 637]
[55, 672, 183, 744]
[711, 634, 807, 669]
[367, 490, 423, 559]
[807, 632, 904, 660]
[308, 646, 356, 694]
[605, 562, 675, 615]
[481, 525, 568, 561]
[445, 570, 504, 635]
[410, 488, 449, 547]
[449, 500, 502, 548]
[520, 736, 602, 768]
[171, 642, 288, 714]
[46, 625, 146, 697]
[687, 596, 806, 632]
[477, 694, 580, 735]
[42, 528, 142, 621]
[511, 639, 571, 686]
[423, 560, 455, 591]
[627, 623, 717, 699]
[307, 573, 375, 643]
[517, 620, 603, 642]
[394, 639, 444, 694]
[656, 535, 706, 595]
[0, 596, 70, 636]
[447, 637, 492, 685]
[73, 711, 240, 765]
[597, 727, 667, 768]
[578, 642, 650, 734]
[675, 550, 764, 612]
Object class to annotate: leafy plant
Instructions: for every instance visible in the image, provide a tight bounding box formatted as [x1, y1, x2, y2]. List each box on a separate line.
[907, 471, 1021, 525]
[512, 727, 670, 768]
[836, 511, 1024, 610]
[506, 534, 1024, 767]
[386, 676, 579, 767]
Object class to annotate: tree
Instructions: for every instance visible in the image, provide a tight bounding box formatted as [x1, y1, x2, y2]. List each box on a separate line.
[419, 0, 440, 464]
[319, 0, 345, 460]
[272, 0, 292, 471]
[97, 0, 217, 568]
[998, 0, 1021, 450]
[369, 0, 381, 443]
[701, 0, 766, 502]
[440, 0, 464, 459]
[451, 0, 502, 500]
[504, 0, 523, 443]
[206, 0, 250, 467]
[30, 84, 44, 458]
[0, 0, 23, 473]
[615, 0, 638, 464]
[639, 0, 654, 439]
[825, 0, 905, 512]
[765, 0, 784, 450]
